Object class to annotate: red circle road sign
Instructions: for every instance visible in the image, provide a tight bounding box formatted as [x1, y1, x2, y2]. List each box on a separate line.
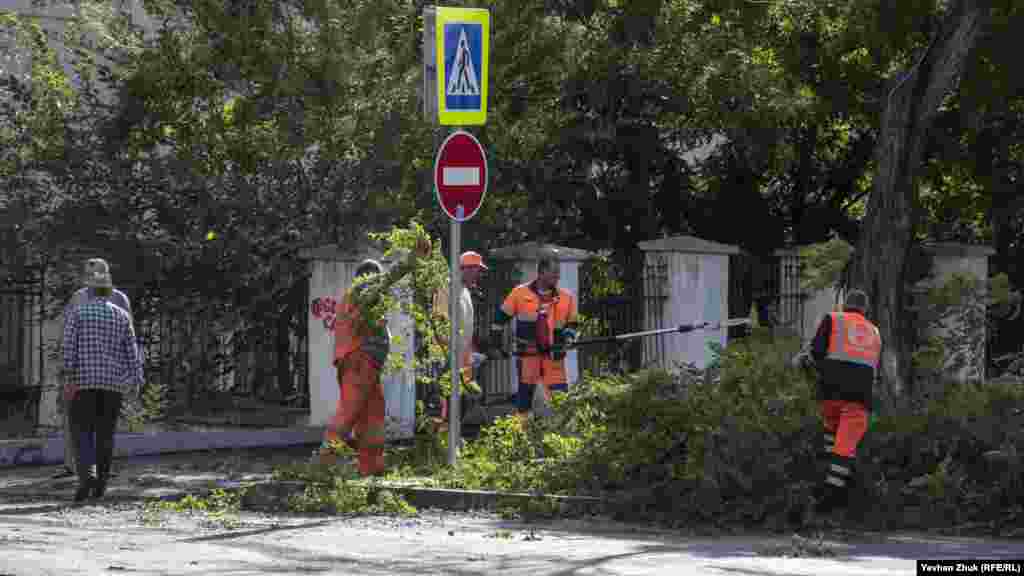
[434, 130, 487, 222]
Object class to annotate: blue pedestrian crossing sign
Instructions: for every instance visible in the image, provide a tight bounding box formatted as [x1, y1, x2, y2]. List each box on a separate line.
[435, 7, 489, 125]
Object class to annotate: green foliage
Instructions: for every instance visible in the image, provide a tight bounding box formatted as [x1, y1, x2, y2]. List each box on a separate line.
[345, 222, 431, 351]
[266, 324, 1024, 531]
[142, 487, 246, 529]
[287, 478, 417, 517]
[433, 414, 548, 493]
[387, 328, 820, 525]
[858, 378, 1024, 529]
[273, 460, 354, 485]
[346, 222, 480, 400]
[583, 254, 626, 299]
[797, 238, 854, 293]
[122, 376, 171, 432]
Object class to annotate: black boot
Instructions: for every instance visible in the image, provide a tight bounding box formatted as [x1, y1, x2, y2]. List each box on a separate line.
[53, 466, 75, 479]
[74, 481, 93, 503]
[814, 485, 839, 515]
[91, 479, 106, 499]
[74, 465, 97, 503]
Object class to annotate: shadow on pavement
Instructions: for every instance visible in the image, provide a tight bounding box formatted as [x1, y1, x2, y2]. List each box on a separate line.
[206, 540, 499, 576]
[543, 544, 697, 576]
[180, 519, 335, 543]
[438, 515, 1024, 565]
[0, 504, 68, 516]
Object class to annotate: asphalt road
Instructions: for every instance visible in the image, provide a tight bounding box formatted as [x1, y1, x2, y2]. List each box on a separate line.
[0, 447, 1022, 575]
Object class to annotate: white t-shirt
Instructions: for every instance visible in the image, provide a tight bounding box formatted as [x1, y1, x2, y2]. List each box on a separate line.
[433, 282, 474, 357]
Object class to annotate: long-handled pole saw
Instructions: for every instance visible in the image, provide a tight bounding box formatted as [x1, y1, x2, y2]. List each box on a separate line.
[498, 317, 754, 357]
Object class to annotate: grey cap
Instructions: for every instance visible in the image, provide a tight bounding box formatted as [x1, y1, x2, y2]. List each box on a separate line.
[354, 259, 383, 278]
[844, 289, 869, 312]
[83, 258, 113, 288]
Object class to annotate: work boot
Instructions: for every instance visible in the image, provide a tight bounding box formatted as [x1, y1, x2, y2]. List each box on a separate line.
[91, 478, 107, 499]
[52, 466, 75, 480]
[74, 465, 98, 503]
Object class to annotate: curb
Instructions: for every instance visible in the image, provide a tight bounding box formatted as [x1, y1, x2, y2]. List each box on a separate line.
[238, 479, 612, 516]
[389, 486, 610, 515]
[0, 427, 325, 468]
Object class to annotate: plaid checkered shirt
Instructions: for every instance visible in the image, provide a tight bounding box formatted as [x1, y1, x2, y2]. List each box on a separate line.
[62, 298, 144, 396]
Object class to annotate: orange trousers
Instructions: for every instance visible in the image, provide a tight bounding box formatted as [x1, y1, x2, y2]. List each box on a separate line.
[820, 400, 868, 458]
[323, 351, 387, 476]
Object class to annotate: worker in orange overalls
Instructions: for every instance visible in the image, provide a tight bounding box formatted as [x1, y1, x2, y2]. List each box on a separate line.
[489, 250, 578, 422]
[319, 235, 431, 475]
[793, 288, 881, 521]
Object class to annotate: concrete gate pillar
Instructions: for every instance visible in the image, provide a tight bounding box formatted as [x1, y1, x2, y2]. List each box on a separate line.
[299, 244, 416, 440]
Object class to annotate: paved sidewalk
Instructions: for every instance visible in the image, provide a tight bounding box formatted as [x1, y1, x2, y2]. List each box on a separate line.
[0, 444, 317, 502]
[0, 426, 323, 468]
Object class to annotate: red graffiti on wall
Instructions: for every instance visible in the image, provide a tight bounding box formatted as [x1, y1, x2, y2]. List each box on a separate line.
[310, 296, 338, 331]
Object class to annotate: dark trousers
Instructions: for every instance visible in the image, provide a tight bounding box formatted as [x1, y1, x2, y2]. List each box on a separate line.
[70, 390, 123, 486]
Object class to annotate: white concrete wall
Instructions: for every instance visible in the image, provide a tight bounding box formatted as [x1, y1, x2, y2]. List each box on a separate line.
[306, 258, 416, 440]
[917, 250, 991, 383]
[36, 314, 63, 431]
[796, 286, 842, 346]
[646, 252, 729, 371]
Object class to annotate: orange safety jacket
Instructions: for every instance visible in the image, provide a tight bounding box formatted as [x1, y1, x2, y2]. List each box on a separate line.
[825, 311, 882, 371]
[494, 281, 578, 386]
[334, 289, 391, 369]
[811, 311, 881, 409]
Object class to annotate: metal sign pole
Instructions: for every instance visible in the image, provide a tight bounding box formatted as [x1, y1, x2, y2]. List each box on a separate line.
[448, 208, 462, 466]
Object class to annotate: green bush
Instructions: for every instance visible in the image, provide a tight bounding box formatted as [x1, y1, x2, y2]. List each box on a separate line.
[855, 378, 1024, 529]
[385, 322, 1024, 532]
[434, 327, 820, 525]
[121, 376, 170, 432]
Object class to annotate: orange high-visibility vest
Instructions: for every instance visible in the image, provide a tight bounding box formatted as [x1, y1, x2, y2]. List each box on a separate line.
[500, 282, 578, 385]
[825, 312, 881, 374]
[334, 294, 363, 365]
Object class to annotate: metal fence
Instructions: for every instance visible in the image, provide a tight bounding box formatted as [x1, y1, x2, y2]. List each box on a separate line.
[578, 249, 669, 375]
[131, 272, 311, 414]
[769, 253, 807, 340]
[471, 261, 523, 404]
[0, 237, 45, 434]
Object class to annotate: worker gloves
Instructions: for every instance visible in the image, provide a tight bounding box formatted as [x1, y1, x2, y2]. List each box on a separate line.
[482, 327, 578, 360]
[551, 328, 578, 361]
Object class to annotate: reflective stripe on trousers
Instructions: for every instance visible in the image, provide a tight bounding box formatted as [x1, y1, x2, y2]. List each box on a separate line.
[825, 454, 854, 488]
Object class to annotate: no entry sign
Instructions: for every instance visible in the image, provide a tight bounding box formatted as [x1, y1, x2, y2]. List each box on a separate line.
[434, 130, 487, 222]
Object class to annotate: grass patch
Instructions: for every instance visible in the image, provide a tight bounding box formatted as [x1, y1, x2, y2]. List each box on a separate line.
[139, 487, 246, 529]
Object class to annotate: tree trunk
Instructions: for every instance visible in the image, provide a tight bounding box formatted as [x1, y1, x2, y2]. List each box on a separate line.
[853, 0, 988, 409]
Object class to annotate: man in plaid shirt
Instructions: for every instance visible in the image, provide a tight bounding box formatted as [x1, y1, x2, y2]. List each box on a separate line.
[55, 258, 133, 480]
[62, 260, 144, 502]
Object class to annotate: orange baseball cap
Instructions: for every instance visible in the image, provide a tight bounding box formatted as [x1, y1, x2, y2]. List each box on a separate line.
[460, 251, 488, 269]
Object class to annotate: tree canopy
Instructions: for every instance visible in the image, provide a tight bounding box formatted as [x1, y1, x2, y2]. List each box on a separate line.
[2, 0, 1022, 403]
